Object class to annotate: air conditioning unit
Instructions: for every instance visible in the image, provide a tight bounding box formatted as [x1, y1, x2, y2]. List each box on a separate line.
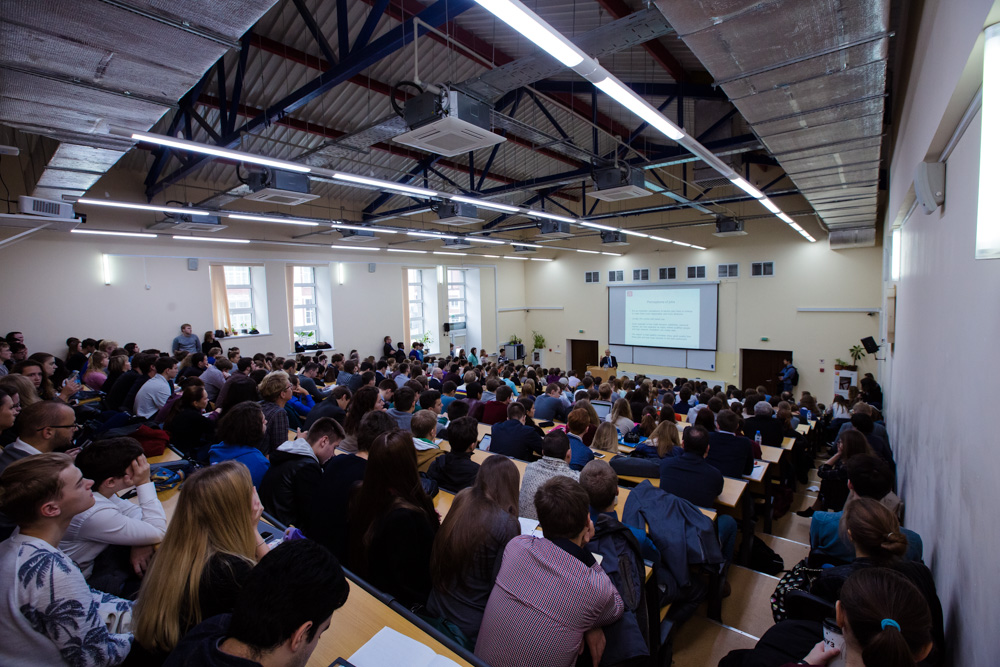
[443, 238, 474, 250]
[148, 214, 226, 232]
[338, 228, 377, 242]
[829, 227, 875, 250]
[394, 88, 506, 157]
[512, 244, 537, 254]
[537, 220, 573, 238]
[436, 201, 483, 226]
[243, 168, 318, 206]
[600, 230, 629, 246]
[713, 218, 747, 237]
[19, 195, 76, 219]
[587, 166, 652, 201]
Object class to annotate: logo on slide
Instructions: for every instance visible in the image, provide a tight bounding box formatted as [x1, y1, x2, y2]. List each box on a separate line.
[627, 291, 633, 296]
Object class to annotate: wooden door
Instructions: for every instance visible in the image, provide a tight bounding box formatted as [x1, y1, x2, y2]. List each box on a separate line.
[569, 339, 600, 377]
[740, 349, 792, 396]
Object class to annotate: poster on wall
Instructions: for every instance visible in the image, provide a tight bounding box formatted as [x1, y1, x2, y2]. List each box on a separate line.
[832, 369, 858, 400]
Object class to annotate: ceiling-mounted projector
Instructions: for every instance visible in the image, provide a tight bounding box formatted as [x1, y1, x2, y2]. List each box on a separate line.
[600, 230, 629, 246]
[587, 166, 652, 201]
[338, 228, 377, 242]
[148, 213, 226, 232]
[537, 220, 573, 238]
[244, 168, 318, 206]
[394, 87, 506, 157]
[712, 218, 747, 237]
[443, 238, 474, 250]
[436, 201, 483, 226]
[0, 196, 80, 231]
[512, 244, 537, 253]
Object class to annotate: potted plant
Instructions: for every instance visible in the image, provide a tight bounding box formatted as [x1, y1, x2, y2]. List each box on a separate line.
[846, 345, 866, 371]
[531, 330, 546, 351]
[834, 358, 848, 370]
[295, 330, 315, 346]
[508, 334, 522, 345]
[418, 331, 434, 348]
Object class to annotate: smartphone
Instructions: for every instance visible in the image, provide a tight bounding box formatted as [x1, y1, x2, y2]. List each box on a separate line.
[65, 370, 80, 386]
[822, 618, 847, 667]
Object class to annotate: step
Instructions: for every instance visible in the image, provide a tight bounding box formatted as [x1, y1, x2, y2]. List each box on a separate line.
[671, 614, 758, 666]
[769, 510, 812, 544]
[719, 565, 780, 640]
[758, 533, 809, 567]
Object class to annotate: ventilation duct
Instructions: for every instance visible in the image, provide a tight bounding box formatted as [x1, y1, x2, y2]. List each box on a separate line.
[829, 227, 876, 249]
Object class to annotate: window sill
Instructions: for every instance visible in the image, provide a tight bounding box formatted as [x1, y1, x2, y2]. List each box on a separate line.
[219, 333, 272, 341]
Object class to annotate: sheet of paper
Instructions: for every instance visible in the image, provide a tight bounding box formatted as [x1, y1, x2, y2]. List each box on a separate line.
[518, 517, 540, 535]
[349, 627, 445, 667]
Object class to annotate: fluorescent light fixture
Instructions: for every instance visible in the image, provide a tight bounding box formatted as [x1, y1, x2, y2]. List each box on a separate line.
[593, 77, 685, 141]
[790, 223, 804, 232]
[434, 251, 467, 256]
[601, 252, 622, 256]
[760, 198, 781, 214]
[621, 230, 649, 238]
[227, 213, 319, 226]
[672, 241, 692, 247]
[71, 229, 157, 239]
[77, 198, 210, 216]
[800, 232, 817, 242]
[330, 244, 377, 250]
[101, 254, 111, 285]
[515, 243, 544, 249]
[777, 213, 795, 225]
[118, 129, 311, 173]
[530, 257, 553, 262]
[467, 237, 506, 244]
[690, 244, 707, 250]
[576, 249, 600, 254]
[528, 210, 575, 223]
[332, 223, 398, 234]
[648, 236, 674, 244]
[979, 24, 1000, 258]
[386, 248, 427, 254]
[451, 195, 519, 213]
[579, 221, 618, 232]
[338, 262, 345, 285]
[172, 235, 251, 244]
[408, 231, 459, 239]
[472, 0, 584, 67]
[730, 176, 765, 199]
[504, 255, 529, 260]
[332, 173, 437, 198]
[891, 227, 901, 280]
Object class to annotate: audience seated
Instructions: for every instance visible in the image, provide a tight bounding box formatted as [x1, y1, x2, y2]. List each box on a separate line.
[798, 430, 872, 517]
[302, 385, 350, 430]
[565, 408, 596, 471]
[0, 453, 135, 666]
[163, 385, 216, 459]
[427, 416, 480, 491]
[256, 371, 291, 456]
[533, 383, 571, 422]
[338, 386, 383, 454]
[519, 430, 578, 520]
[209, 402, 270, 488]
[489, 401, 543, 461]
[348, 430, 440, 608]
[135, 357, 178, 419]
[743, 401, 784, 447]
[475, 475, 624, 667]
[607, 398, 636, 434]
[706, 409, 755, 478]
[259, 418, 343, 531]
[215, 358, 257, 412]
[480, 384, 512, 425]
[387, 386, 416, 431]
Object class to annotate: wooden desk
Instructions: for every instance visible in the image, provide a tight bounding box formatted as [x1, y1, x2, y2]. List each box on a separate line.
[795, 423, 810, 435]
[136, 448, 183, 522]
[759, 445, 784, 463]
[615, 473, 744, 512]
[781, 436, 797, 450]
[306, 579, 470, 667]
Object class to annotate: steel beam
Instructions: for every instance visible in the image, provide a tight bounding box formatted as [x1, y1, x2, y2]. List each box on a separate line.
[292, 0, 338, 67]
[353, 0, 390, 53]
[363, 155, 440, 214]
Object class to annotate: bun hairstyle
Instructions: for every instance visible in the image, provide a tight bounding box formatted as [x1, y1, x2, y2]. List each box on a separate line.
[840, 567, 933, 667]
[841, 497, 908, 563]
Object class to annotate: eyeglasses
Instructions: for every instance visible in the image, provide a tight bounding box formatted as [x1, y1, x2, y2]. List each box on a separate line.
[41, 423, 80, 431]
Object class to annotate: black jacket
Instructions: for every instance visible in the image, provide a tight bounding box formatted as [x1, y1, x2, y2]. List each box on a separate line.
[259, 441, 322, 530]
[105, 369, 140, 411]
[302, 396, 346, 429]
[426, 451, 480, 492]
[706, 431, 755, 478]
[489, 419, 544, 461]
[743, 415, 785, 447]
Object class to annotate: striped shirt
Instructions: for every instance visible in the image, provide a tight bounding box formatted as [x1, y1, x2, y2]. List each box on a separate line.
[474, 535, 623, 667]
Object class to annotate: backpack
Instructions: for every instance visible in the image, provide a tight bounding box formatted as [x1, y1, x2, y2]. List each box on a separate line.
[789, 365, 799, 386]
[749, 535, 785, 576]
[588, 514, 652, 665]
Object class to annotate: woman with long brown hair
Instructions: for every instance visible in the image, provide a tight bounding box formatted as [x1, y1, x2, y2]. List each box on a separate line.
[339, 385, 384, 453]
[130, 461, 269, 662]
[348, 429, 439, 607]
[428, 455, 520, 645]
[608, 397, 635, 433]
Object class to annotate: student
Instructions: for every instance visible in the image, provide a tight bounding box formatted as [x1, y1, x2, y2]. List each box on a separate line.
[475, 476, 624, 667]
[607, 398, 635, 433]
[259, 418, 344, 531]
[338, 386, 384, 454]
[348, 430, 440, 608]
[302, 385, 350, 430]
[307, 411, 396, 562]
[60, 438, 167, 597]
[164, 384, 216, 459]
[462, 381, 485, 421]
[0, 453, 134, 666]
[410, 409, 445, 472]
[439, 380, 458, 411]
[134, 357, 178, 419]
[579, 460, 658, 562]
[489, 401, 543, 461]
[428, 456, 520, 645]
[565, 408, 596, 471]
[209, 402, 270, 488]
[706, 408, 756, 478]
[255, 371, 291, 456]
[518, 430, 579, 520]
[798, 430, 873, 517]
[131, 462, 270, 662]
[387, 386, 416, 431]
[172, 324, 201, 355]
[164, 539, 350, 667]
[427, 416, 480, 491]
[0, 400, 78, 476]
[533, 382, 570, 422]
[480, 384, 513, 425]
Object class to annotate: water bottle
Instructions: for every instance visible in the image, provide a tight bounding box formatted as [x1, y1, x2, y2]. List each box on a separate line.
[755, 430, 762, 447]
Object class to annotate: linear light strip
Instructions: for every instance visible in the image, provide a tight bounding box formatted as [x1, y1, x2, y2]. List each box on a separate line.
[77, 198, 211, 216]
[72, 229, 158, 239]
[227, 213, 320, 226]
[451, 195, 519, 213]
[173, 235, 251, 244]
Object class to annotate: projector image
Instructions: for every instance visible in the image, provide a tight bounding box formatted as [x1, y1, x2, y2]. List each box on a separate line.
[443, 238, 474, 250]
[537, 220, 573, 238]
[600, 230, 629, 246]
[436, 201, 484, 226]
[713, 218, 748, 237]
[338, 228, 377, 242]
[244, 168, 318, 206]
[148, 213, 226, 232]
[587, 166, 652, 201]
[394, 88, 506, 157]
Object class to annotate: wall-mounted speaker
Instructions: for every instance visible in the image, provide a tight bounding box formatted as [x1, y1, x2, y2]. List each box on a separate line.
[443, 323, 451, 333]
[368, 263, 376, 273]
[860, 336, 880, 354]
[914, 161, 945, 214]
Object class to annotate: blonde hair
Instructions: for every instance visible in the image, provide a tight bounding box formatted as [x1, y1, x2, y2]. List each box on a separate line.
[650, 420, 680, 457]
[257, 370, 290, 401]
[591, 422, 619, 453]
[610, 398, 632, 424]
[0, 374, 40, 407]
[132, 462, 258, 654]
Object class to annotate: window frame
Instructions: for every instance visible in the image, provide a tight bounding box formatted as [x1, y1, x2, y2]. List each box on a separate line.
[224, 265, 255, 331]
[408, 269, 425, 339]
[447, 269, 467, 325]
[292, 266, 319, 342]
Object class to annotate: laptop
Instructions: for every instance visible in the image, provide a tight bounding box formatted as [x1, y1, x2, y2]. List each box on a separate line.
[592, 400, 613, 421]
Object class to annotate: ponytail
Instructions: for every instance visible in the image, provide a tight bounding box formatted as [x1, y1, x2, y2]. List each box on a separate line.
[842, 497, 908, 563]
[840, 568, 932, 667]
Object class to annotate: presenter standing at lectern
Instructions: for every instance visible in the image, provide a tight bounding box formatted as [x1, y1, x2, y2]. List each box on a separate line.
[599, 348, 618, 369]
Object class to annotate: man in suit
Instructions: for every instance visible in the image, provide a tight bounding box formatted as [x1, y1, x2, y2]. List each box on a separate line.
[742, 401, 784, 447]
[599, 348, 618, 369]
[489, 402, 543, 460]
[706, 409, 756, 477]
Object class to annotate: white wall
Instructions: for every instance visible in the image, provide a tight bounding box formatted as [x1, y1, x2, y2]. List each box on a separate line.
[881, 1, 999, 663]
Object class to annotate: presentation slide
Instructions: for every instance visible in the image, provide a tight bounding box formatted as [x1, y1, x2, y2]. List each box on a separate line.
[608, 284, 718, 351]
[623, 288, 700, 347]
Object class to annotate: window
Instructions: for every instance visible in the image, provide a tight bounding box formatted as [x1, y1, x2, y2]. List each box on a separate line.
[447, 269, 466, 325]
[224, 266, 255, 331]
[659, 267, 677, 280]
[608, 270, 624, 282]
[718, 263, 739, 278]
[632, 268, 649, 281]
[292, 266, 318, 341]
[751, 261, 775, 277]
[408, 269, 425, 340]
[687, 265, 706, 279]
[584, 271, 600, 283]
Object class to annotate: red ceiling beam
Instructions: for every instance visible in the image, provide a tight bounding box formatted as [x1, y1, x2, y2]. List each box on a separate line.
[593, 0, 690, 83]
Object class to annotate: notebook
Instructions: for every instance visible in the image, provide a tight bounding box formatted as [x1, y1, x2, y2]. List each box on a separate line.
[349, 627, 462, 667]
